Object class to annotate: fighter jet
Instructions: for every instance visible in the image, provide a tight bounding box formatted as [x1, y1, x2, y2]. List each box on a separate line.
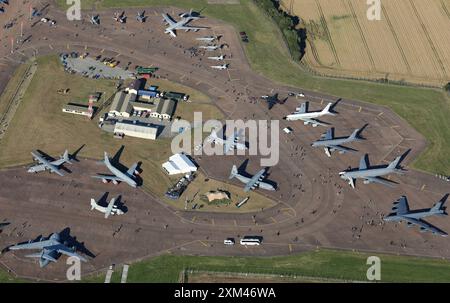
[384, 195, 448, 237]
[113, 11, 126, 23]
[197, 36, 218, 43]
[89, 14, 100, 25]
[260, 93, 288, 110]
[211, 64, 228, 70]
[8, 233, 87, 268]
[339, 154, 405, 189]
[136, 10, 147, 23]
[28, 149, 72, 176]
[90, 195, 124, 219]
[229, 164, 275, 192]
[284, 102, 335, 126]
[311, 128, 362, 157]
[206, 129, 247, 154]
[162, 12, 207, 37]
[92, 147, 139, 188]
[208, 55, 224, 61]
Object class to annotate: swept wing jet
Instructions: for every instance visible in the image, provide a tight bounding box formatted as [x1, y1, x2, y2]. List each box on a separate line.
[211, 64, 228, 70]
[162, 12, 207, 37]
[199, 45, 219, 51]
[229, 165, 275, 192]
[260, 93, 288, 110]
[284, 102, 335, 126]
[311, 128, 362, 157]
[136, 10, 147, 23]
[28, 149, 72, 176]
[206, 129, 247, 154]
[384, 195, 448, 236]
[113, 11, 126, 23]
[92, 148, 139, 188]
[197, 36, 218, 43]
[89, 14, 100, 25]
[8, 233, 87, 268]
[91, 196, 124, 219]
[339, 154, 405, 189]
[208, 55, 224, 61]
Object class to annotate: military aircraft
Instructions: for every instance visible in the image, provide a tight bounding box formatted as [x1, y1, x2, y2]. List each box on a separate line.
[211, 64, 228, 70]
[162, 11, 207, 37]
[199, 45, 219, 51]
[91, 195, 124, 219]
[0, 7, 4, 14]
[179, 9, 202, 20]
[311, 128, 362, 157]
[260, 93, 288, 110]
[27, 149, 72, 176]
[89, 14, 100, 25]
[92, 147, 139, 188]
[384, 194, 448, 236]
[339, 154, 405, 189]
[206, 129, 247, 154]
[197, 36, 218, 43]
[136, 10, 147, 23]
[284, 102, 335, 126]
[229, 164, 275, 192]
[208, 55, 224, 61]
[0, 0, 8, 5]
[8, 233, 87, 268]
[113, 11, 126, 23]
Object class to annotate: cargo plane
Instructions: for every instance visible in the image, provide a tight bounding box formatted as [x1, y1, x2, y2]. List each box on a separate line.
[162, 11, 207, 37]
[284, 102, 335, 126]
[28, 149, 72, 176]
[311, 128, 362, 157]
[91, 194, 124, 219]
[230, 164, 275, 192]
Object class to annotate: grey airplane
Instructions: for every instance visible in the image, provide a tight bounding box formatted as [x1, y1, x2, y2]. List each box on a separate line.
[136, 10, 147, 23]
[92, 148, 139, 188]
[384, 194, 448, 236]
[8, 233, 87, 268]
[311, 128, 362, 157]
[162, 11, 207, 37]
[28, 149, 72, 176]
[197, 36, 218, 43]
[339, 154, 404, 188]
[230, 164, 275, 192]
[113, 11, 126, 23]
[206, 129, 247, 154]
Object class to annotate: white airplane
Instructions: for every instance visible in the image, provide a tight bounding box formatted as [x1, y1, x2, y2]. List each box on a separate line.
[284, 102, 335, 127]
[196, 36, 217, 43]
[208, 55, 224, 61]
[90, 196, 124, 219]
[162, 12, 206, 37]
[206, 129, 247, 154]
[89, 14, 100, 25]
[199, 45, 219, 51]
[28, 150, 72, 176]
[211, 64, 228, 70]
[113, 11, 126, 23]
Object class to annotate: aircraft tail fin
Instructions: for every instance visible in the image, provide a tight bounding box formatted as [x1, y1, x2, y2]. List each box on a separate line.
[431, 194, 449, 214]
[349, 129, 360, 141]
[62, 149, 72, 164]
[322, 102, 335, 115]
[90, 198, 97, 210]
[388, 156, 402, 170]
[229, 165, 238, 179]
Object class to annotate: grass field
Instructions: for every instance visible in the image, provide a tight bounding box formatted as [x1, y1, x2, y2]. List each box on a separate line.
[81, 249, 450, 283]
[280, 0, 450, 87]
[55, 0, 450, 175]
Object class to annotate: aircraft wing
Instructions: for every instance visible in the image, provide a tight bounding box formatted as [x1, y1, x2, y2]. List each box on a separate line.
[403, 218, 448, 236]
[327, 145, 355, 153]
[31, 151, 65, 176]
[392, 196, 409, 215]
[176, 25, 206, 31]
[28, 164, 47, 173]
[297, 102, 307, 113]
[9, 239, 56, 250]
[244, 169, 265, 192]
[105, 198, 116, 219]
[162, 13, 175, 26]
[364, 176, 396, 188]
[49, 244, 87, 262]
[301, 118, 328, 126]
[92, 174, 123, 182]
[323, 128, 333, 140]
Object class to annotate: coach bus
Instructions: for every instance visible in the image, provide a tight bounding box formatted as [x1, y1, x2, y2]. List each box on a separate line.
[240, 236, 263, 246]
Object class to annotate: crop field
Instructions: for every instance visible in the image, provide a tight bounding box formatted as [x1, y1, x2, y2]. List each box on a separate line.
[281, 0, 450, 86]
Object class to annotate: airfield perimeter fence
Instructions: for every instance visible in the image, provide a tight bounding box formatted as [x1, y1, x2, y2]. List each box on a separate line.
[253, 0, 444, 90]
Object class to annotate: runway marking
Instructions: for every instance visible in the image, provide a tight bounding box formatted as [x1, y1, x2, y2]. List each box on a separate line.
[270, 217, 277, 223]
[289, 244, 293, 253]
[320, 99, 324, 105]
[48, 44, 53, 50]
[378, 112, 384, 117]
[121, 264, 129, 283]
[358, 106, 362, 112]
[84, 45, 88, 50]
[115, 53, 121, 58]
[180, 74, 186, 81]
[230, 78, 241, 81]
[104, 268, 113, 283]
[199, 240, 208, 247]
[421, 184, 426, 191]
[234, 220, 237, 227]
[211, 218, 215, 226]
[191, 216, 196, 223]
[195, 80, 202, 86]
[100, 49, 105, 53]
[66, 43, 70, 50]
[391, 125, 400, 128]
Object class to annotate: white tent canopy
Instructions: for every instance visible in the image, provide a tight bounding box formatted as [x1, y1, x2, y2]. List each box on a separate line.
[162, 153, 197, 175]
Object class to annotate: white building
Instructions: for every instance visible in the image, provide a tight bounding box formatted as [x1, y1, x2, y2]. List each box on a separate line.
[114, 120, 158, 140]
[62, 103, 93, 118]
[162, 153, 198, 175]
[149, 98, 176, 120]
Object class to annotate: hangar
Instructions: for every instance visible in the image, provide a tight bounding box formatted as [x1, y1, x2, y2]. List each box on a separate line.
[114, 120, 158, 140]
[162, 153, 198, 175]
[150, 98, 176, 120]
